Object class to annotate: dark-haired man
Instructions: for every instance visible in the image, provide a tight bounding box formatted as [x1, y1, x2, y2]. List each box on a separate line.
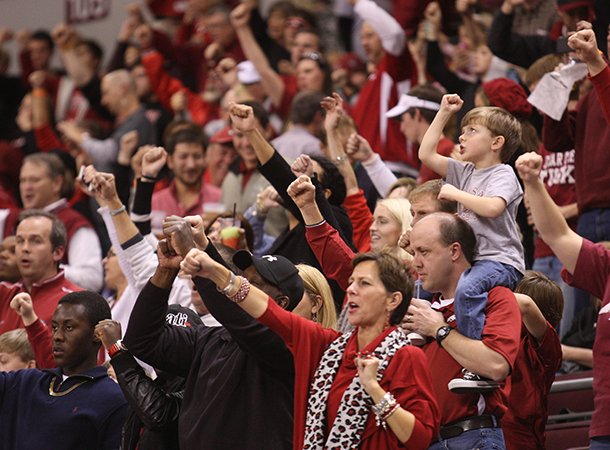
[0, 210, 81, 334]
[0, 290, 127, 450]
[151, 128, 221, 234]
[404, 212, 521, 450]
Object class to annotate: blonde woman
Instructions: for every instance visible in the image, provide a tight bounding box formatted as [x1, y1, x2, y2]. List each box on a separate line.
[295, 264, 337, 330]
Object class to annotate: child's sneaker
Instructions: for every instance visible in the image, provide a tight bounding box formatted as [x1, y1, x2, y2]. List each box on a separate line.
[448, 369, 500, 394]
[406, 332, 426, 347]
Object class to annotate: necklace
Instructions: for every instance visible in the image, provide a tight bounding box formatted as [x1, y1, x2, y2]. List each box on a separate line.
[48, 377, 91, 397]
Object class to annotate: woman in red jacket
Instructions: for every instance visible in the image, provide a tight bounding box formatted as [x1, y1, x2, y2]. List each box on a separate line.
[180, 246, 439, 450]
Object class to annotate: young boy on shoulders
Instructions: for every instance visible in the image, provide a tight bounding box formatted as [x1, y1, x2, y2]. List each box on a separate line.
[419, 93, 525, 392]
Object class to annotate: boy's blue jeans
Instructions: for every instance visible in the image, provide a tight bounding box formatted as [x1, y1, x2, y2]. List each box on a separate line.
[454, 260, 522, 340]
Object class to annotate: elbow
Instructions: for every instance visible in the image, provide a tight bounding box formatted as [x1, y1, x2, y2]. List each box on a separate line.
[487, 360, 511, 382]
[483, 202, 506, 219]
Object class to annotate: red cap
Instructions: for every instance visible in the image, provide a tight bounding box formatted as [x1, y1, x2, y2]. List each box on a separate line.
[482, 78, 532, 119]
[210, 126, 233, 145]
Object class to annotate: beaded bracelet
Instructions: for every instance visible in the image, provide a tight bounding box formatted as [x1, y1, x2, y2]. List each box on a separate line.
[381, 402, 401, 428]
[372, 392, 397, 429]
[228, 276, 251, 303]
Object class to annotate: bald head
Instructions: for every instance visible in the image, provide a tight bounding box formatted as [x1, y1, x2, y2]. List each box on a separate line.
[410, 213, 476, 297]
[414, 213, 476, 264]
[101, 70, 138, 115]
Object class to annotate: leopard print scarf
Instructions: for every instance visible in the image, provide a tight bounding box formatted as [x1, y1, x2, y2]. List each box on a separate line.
[303, 328, 409, 450]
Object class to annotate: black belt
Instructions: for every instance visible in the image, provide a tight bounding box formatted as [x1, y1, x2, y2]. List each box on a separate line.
[439, 415, 500, 440]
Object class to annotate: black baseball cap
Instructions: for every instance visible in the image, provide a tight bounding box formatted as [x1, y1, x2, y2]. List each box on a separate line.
[233, 251, 304, 311]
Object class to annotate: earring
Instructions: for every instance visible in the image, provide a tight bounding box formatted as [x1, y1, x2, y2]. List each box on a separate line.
[312, 310, 319, 322]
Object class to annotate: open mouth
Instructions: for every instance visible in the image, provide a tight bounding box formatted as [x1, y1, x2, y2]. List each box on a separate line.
[347, 302, 359, 312]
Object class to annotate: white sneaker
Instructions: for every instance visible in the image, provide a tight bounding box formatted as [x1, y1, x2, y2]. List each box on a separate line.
[406, 332, 427, 347]
[448, 369, 500, 394]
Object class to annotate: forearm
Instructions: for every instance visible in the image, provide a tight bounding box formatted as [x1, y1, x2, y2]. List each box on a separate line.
[524, 178, 580, 273]
[451, 190, 506, 218]
[328, 132, 359, 196]
[419, 112, 451, 177]
[31, 89, 51, 127]
[561, 344, 593, 368]
[25, 319, 55, 368]
[244, 127, 274, 164]
[103, 195, 140, 245]
[235, 27, 284, 106]
[441, 330, 510, 380]
[112, 351, 181, 428]
[559, 202, 579, 220]
[361, 153, 398, 197]
[131, 178, 155, 236]
[366, 383, 416, 443]
[514, 293, 547, 341]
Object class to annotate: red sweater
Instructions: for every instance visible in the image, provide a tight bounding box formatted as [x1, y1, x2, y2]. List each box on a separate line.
[141, 51, 218, 127]
[342, 190, 373, 253]
[503, 324, 562, 450]
[352, 46, 417, 166]
[591, 65, 610, 126]
[542, 82, 610, 213]
[0, 272, 81, 334]
[259, 299, 439, 450]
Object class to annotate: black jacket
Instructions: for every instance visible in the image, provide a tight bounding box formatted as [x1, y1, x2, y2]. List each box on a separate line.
[111, 351, 183, 450]
[124, 271, 294, 449]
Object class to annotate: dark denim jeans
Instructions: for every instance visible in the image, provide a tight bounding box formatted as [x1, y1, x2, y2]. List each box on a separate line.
[454, 260, 521, 340]
[429, 427, 506, 450]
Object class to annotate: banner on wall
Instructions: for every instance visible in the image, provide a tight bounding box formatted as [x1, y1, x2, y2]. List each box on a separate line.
[65, 0, 110, 24]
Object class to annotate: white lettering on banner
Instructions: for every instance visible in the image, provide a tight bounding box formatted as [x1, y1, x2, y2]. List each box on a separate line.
[65, 0, 110, 24]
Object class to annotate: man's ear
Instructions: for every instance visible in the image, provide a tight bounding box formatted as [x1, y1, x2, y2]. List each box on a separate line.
[26, 359, 36, 369]
[52, 245, 65, 264]
[166, 154, 175, 171]
[51, 175, 63, 198]
[449, 242, 462, 262]
[323, 188, 331, 200]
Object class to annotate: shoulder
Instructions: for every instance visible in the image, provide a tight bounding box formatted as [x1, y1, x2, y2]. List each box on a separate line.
[487, 286, 518, 305]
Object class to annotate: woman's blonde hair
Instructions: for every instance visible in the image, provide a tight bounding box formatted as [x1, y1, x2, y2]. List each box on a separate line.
[375, 198, 413, 261]
[296, 264, 338, 330]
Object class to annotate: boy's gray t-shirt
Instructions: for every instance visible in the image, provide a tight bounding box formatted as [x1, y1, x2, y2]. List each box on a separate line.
[446, 158, 525, 273]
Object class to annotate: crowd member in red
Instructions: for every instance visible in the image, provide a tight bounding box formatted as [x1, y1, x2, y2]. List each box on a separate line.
[503, 271, 563, 450]
[204, 126, 237, 190]
[568, 27, 610, 124]
[385, 85, 451, 184]
[0, 210, 81, 334]
[516, 151, 610, 450]
[19, 153, 103, 291]
[349, 0, 417, 176]
[404, 212, 521, 450]
[180, 243, 439, 450]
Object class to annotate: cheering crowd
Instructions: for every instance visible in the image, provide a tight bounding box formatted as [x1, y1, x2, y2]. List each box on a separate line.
[1, 0, 610, 448]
